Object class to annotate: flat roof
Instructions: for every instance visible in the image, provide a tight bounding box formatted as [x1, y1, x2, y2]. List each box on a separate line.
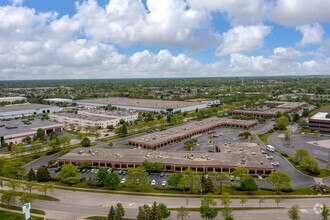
[77, 97, 203, 109]
[128, 117, 257, 146]
[310, 112, 330, 121]
[0, 97, 26, 102]
[79, 109, 137, 117]
[0, 104, 57, 113]
[264, 101, 306, 109]
[0, 119, 62, 137]
[58, 144, 274, 169]
[51, 113, 115, 121]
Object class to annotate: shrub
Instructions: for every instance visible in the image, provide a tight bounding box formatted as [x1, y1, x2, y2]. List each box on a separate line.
[281, 187, 293, 193]
[62, 177, 80, 184]
[32, 154, 40, 159]
[281, 153, 289, 157]
[231, 183, 240, 190]
[60, 149, 70, 156]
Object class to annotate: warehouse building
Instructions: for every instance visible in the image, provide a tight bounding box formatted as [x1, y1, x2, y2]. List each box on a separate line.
[75, 97, 208, 113]
[0, 104, 61, 119]
[0, 97, 26, 103]
[78, 109, 138, 123]
[57, 143, 274, 175]
[309, 112, 330, 133]
[128, 117, 257, 149]
[44, 98, 73, 104]
[231, 101, 307, 118]
[0, 119, 63, 145]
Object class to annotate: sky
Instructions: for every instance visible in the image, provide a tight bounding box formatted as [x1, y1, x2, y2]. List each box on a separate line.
[0, 0, 329, 80]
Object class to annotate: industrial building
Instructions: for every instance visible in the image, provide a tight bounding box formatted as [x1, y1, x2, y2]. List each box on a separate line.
[75, 97, 208, 113]
[0, 97, 26, 103]
[309, 112, 330, 133]
[0, 119, 63, 145]
[128, 117, 257, 149]
[44, 98, 73, 104]
[57, 143, 274, 175]
[231, 101, 307, 118]
[50, 109, 138, 128]
[0, 104, 61, 119]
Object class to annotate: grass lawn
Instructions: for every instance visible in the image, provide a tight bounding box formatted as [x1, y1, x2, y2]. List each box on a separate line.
[257, 130, 276, 146]
[169, 207, 284, 212]
[0, 204, 45, 215]
[0, 190, 59, 202]
[309, 105, 330, 116]
[0, 210, 44, 220]
[85, 217, 135, 220]
[54, 181, 329, 196]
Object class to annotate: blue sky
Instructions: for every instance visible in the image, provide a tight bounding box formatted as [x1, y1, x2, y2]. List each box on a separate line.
[0, 0, 329, 79]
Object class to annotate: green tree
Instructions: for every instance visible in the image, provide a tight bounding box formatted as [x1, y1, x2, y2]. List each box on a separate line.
[200, 193, 218, 220]
[36, 128, 45, 142]
[220, 192, 232, 218]
[19, 193, 35, 205]
[201, 176, 214, 193]
[28, 168, 37, 181]
[5, 179, 21, 192]
[141, 160, 151, 170]
[107, 206, 115, 220]
[258, 197, 265, 207]
[239, 196, 248, 207]
[150, 201, 163, 220]
[151, 162, 163, 171]
[298, 118, 308, 128]
[302, 155, 319, 173]
[78, 161, 92, 169]
[287, 205, 300, 220]
[116, 203, 125, 218]
[224, 215, 234, 220]
[36, 167, 51, 182]
[59, 135, 71, 149]
[1, 190, 16, 207]
[177, 206, 190, 220]
[266, 171, 292, 194]
[159, 203, 171, 219]
[232, 166, 249, 180]
[184, 141, 194, 151]
[104, 173, 120, 189]
[275, 117, 290, 130]
[2, 158, 24, 178]
[22, 181, 37, 193]
[126, 167, 150, 190]
[178, 168, 200, 193]
[302, 108, 309, 117]
[0, 179, 3, 190]
[240, 176, 258, 192]
[212, 172, 229, 195]
[97, 168, 109, 184]
[76, 133, 85, 141]
[168, 173, 183, 189]
[238, 131, 252, 139]
[0, 156, 7, 176]
[275, 111, 282, 118]
[37, 182, 55, 197]
[321, 203, 330, 220]
[292, 113, 300, 122]
[274, 197, 283, 208]
[137, 204, 151, 220]
[294, 148, 309, 164]
[81, 137, 91, 147]
[56, 163, 79, 183]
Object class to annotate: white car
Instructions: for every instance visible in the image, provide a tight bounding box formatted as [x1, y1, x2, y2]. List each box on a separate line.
[235, 177, 240, 182]
[120, 178, 126, 184]
[161, 181, 167, 186]
[271, 162, 280, 166]
[151, 180, 156, 186]
[230, 175, 235, 181]
[266, 155, 273, 159]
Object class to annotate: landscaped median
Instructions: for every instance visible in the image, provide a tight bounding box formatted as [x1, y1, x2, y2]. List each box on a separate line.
[0, 209, 44, 220]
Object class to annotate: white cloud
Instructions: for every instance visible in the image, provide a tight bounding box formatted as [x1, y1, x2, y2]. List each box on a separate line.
[215, 25, 271, 56]
[296, 23, 324, 47]
[70, 0, 219, 51]
[267, 0, 330, 26]
[187, 0, 265, 26]
[270, 47, 304, 60]
[9, 0, 23, 6]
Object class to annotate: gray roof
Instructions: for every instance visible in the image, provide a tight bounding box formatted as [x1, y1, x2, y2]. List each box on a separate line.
[77, 97, 203, 109]
[310, 112, 330, 121]
[58, 143, 274, 170]
[128, 117, 257, 146]
[0, 119, 62, 137]
[0, 104, 57, 113]
[52, 113, 115, 121]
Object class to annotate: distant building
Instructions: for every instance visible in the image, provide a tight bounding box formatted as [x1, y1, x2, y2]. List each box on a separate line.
[0, 97, 26, 103]
[0, 119, 62, 145]
[231, 101, 307, 118]
[75, 97, 207, 113]
[309, 112, 330, 133]
[49, 110, 138, 128]
[128, 117, 257, 149]
[44, 98, 73, 104]
[0, 104, 61, 119]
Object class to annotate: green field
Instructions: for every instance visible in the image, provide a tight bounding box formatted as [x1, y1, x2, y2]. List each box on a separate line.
[0, 210, 44, 220]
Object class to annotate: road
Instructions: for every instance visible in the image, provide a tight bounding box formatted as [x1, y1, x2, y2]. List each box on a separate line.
[255, 132, 316, 188]
[17, 187, 330, 220]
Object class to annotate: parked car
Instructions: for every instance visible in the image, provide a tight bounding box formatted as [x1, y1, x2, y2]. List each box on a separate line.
[213, 134, 219, 137]
[151, 180, 156, 186]
[236, 177, 240, 182]
[147, 130, 153, 133]
[81, 169, 87, 173]
[271, 162, 280, 166]
[161, 181, 167, 186]
[118, 170, 123, 175]
[218, 133, 223, 136]
[104, 134, 109, 136]
[230, 175, 235, 181]
[160, 172, 165, 177]
[91, 169, 95, 173]
[120, 178, 126, 184]
[266, 155, 273, 159]
[55, 167, 61, 173]
[123, 171, 127, 175]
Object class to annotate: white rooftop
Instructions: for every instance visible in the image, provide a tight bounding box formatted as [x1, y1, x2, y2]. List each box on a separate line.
[310, 112, 330, 121]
